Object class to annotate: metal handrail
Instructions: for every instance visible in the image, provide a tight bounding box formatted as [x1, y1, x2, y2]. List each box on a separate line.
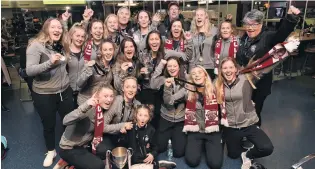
[291, 153, 315, 169]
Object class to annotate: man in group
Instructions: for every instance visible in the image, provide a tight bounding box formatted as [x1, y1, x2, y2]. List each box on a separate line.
[158, 2, 190, 37]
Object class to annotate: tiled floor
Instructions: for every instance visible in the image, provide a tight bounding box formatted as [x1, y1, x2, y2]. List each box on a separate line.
[1, 68, 315, 168]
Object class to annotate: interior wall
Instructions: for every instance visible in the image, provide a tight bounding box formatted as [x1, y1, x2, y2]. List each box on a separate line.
[1, 8, 13, 19]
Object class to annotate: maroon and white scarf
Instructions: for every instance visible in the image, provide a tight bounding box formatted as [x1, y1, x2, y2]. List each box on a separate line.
[165, 39, 185, 52]
[218, 40, 299, 127]
[214, 36, 238, 74]
[240, 42, 292, 89]
[91, 104, 104, 154]
[84, 39, 93, 61]
[183, 94, 228, 133]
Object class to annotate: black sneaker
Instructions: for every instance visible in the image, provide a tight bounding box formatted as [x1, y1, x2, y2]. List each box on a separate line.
[241, 137, 254, 150]
[159, 160, 176, 169]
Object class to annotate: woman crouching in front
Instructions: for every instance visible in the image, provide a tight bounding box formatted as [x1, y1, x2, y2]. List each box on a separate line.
[58, 83, 115, 169]
[215, 57, 274, 169]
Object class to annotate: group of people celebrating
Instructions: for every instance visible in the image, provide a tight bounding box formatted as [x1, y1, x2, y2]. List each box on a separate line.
[25, 2, 301, 169]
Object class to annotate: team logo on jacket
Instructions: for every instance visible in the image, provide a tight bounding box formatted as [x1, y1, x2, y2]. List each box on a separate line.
[144, 135, 149, 142]
[250, 45, 256, 53]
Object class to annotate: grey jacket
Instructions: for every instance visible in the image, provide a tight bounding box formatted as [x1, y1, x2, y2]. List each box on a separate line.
[77, 60, 113, 104]
[103, 95, 141, 134]
[150, 61, 186, 122]
[224, 74, 259, 128]
[211, 36, 240, 68]
[26, 41, 69, 94]
[189, 27, 218, 71]
[133, 21, 159, 53]
[68, 51, 84, 91]
[163, 86, 210, 132]
[59, 101, 110, 149]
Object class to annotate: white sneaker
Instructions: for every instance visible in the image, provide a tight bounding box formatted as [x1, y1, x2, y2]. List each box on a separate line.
[43, 150, 57, 167]
[241, 151, 252, 169]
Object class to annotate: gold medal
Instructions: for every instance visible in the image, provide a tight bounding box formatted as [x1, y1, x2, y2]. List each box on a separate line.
[199, 57, 203, 62]
[87, 60, 96, 67]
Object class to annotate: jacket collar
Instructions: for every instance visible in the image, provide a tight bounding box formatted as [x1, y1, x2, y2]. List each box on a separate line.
[223, 75, 240, 88]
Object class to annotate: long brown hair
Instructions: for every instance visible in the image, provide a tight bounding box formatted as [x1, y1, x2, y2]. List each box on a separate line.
[28, 18, 70, 56]
[187, 66, 214, 101]
[88, 19, 104, 40]
[215, 57, 239, 104]
[97, 39, 116, 64]
[190, 8, 214, 37]
[103, 14, 118, 39]
[217, 21, 237, 38]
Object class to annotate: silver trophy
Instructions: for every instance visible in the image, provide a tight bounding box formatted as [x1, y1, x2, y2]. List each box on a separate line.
[106, 147, 133, 169]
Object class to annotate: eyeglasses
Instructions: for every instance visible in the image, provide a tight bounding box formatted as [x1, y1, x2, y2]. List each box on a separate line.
[244, 23, 261, 29]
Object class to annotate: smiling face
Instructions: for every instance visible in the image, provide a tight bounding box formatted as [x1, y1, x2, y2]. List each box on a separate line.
[221, 60, 238, 84]
[167, 59, 180, 77]
[171, 21, 182, 40]
[168, 5, 180, 21]
[118, 8, 130, 26]
[190, 67, 206, 85]
[148, 33, 161, 52]
[49, 19, 63, 41]
[124, 41, 135, 60]
[106, 16, 119, 33]
[91, 21, 104, 40]
[195, 9, 207, 28]
[220, 22, 233, 39]
[136, 108, 150, 128]
[244, 20, 262, 38]
[138, 11, 150, 29]
[98, 88, 115, 109]
[123, 78, 137, 101]
[101, 42, 115, 62]
[71, 28, 85, 47]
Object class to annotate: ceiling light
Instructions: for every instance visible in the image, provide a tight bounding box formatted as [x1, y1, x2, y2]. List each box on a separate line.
[198, 0, 213, 5]
[117, 0, 139, 7]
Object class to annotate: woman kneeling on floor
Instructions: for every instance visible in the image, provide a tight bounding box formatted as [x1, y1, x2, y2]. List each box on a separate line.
[215, 57, 274, 169]
[57, 83, 115, 169]
[163, 66, 224, 169]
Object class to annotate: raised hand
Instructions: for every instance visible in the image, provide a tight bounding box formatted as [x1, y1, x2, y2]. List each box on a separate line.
[165, 77, 174, 87]
[184, 30, 192, 40]
[288, 6, 300, 15]
[83, 6, 94, 21]
[62, 9, 71, 22]
[87, 93, 99, 107]
[152, 13, 161, 23]
[160, 59, 167, 65]
[225, 14, 233, 21]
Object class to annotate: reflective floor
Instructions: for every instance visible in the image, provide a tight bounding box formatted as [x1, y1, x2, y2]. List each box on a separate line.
[1, 72, 315, 169]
